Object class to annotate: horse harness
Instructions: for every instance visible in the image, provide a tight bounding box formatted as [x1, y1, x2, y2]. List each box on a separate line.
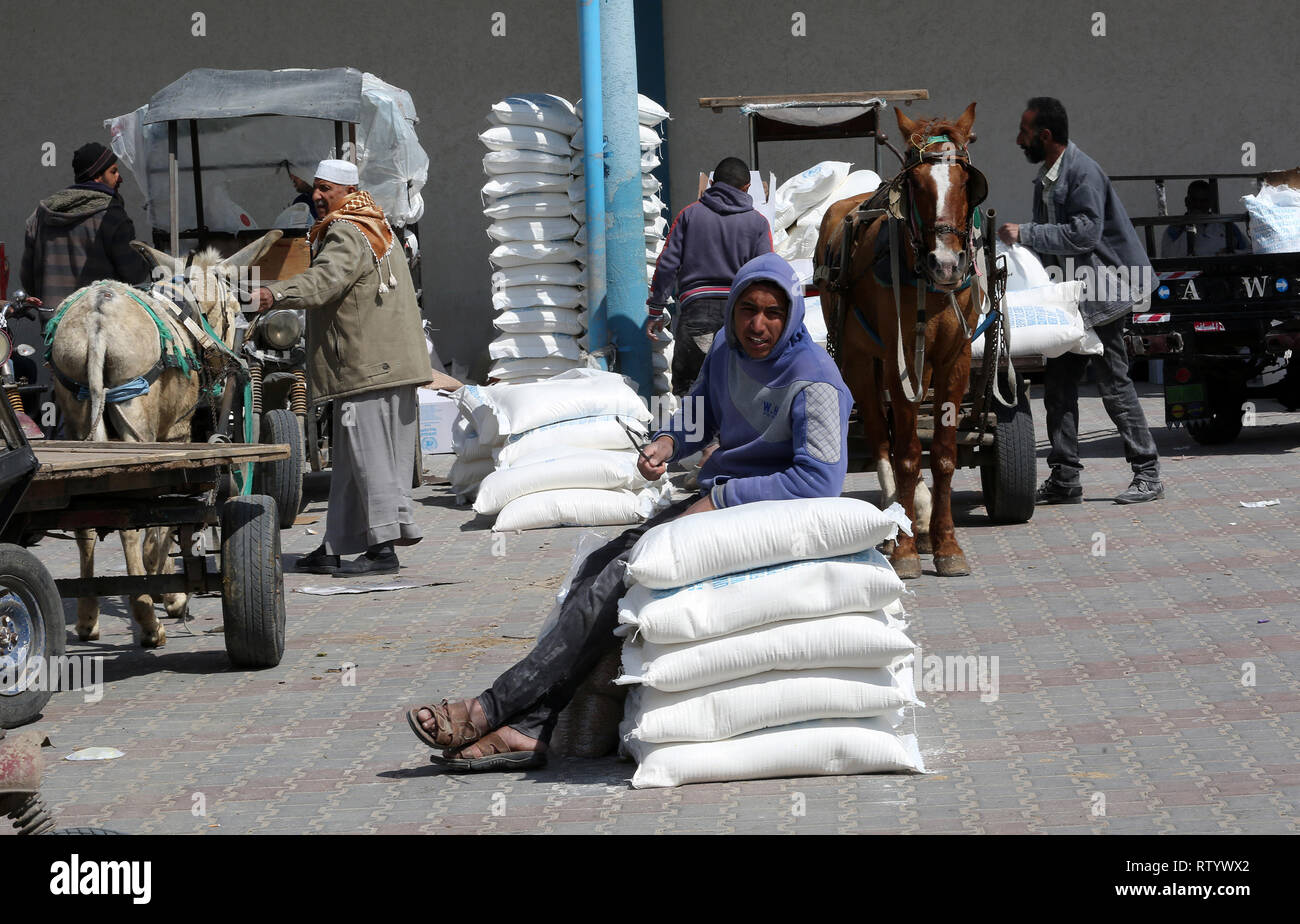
[818, 133, 993, 404]
[46, 264, 245, 409]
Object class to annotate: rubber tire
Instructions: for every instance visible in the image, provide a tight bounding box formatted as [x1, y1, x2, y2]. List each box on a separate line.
[220, 495, 285, 669]
[1185, 391, 1245, 446]
[254, 408, 304, 529]
[981, 381, 1037, 524]
[0, 545, 65, 729]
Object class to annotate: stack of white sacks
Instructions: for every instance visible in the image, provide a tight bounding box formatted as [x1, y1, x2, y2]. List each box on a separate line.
[772, 162, 881, 264]
[479, 94, 587, 384]
[614, 497, 927, 788]
[571, 95, 676, 401]
[970, 243, 1101, 361]
[451, 368, 670, 531]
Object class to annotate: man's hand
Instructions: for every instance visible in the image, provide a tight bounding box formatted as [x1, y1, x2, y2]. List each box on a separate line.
[997, 223, 1021, 246]
[680, 494, 716, 517]
[254, 287, 275, 312]
[636, 434, 674, 481]
[645, 314, 667, 341]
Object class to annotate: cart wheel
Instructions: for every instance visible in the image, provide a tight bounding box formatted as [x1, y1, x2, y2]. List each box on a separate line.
[255, 409, 304, 529]
[220, 495, 285, 669]
[0, 545, 65, 729]
[1186, 390, 1245, 445]
[981, 380, 1037, 524]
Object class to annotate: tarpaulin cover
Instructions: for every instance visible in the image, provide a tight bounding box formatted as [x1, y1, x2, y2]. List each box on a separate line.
[142, 68, 365, 124]
[106, 68, 428, 230]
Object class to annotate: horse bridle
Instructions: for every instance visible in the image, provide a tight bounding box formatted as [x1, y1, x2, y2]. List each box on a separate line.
[894, 133, 988, 287]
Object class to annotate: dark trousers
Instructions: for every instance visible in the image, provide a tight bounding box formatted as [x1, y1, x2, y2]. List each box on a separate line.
[670, 297, 727, 397]
[478, 498, 694, 741]
[1043, 314, 1160, 486]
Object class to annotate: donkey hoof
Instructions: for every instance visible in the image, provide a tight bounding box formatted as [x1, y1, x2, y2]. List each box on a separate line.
[934, 554, 971, 577]
[140, 627, 167, 649]
[915, 533, 933, 556]
[77, 626, 100, 642]
[890, 553, 923, 580]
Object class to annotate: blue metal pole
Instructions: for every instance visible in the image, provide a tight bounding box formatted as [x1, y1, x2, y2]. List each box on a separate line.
[599, 0, 653, 397]
[578, 0, 608, 371]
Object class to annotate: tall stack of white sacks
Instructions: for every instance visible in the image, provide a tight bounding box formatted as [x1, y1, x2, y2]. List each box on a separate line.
[639, 97, 672, 400]
[614, 497, 926, 788]
[479, 94, 587, 384]
[570, 95, 675, 401]
[455, 368, 671, 532]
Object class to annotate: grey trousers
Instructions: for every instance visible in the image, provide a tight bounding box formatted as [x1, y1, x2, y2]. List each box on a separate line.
[670, 297, 727, 397]
[1043, 315, 1161, 487]
[323, 384, 423, 555]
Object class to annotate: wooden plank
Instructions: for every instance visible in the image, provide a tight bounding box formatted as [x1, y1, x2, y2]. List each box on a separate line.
[699, 90, 929, 110]
[32, 441, 289, 479]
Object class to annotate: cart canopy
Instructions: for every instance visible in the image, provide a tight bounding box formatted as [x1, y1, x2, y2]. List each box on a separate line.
[106, 68, 428, 232]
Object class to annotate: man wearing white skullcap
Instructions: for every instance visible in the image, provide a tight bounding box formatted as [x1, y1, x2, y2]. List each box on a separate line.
[255, 159, 433, 576]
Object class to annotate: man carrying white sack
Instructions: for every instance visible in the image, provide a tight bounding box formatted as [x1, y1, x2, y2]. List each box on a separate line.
[254, 159, 433, 575]
[406, 252, 852, 771]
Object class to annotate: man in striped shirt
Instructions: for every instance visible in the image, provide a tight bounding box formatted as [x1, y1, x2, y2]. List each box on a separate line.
[645, 157, 773, 396]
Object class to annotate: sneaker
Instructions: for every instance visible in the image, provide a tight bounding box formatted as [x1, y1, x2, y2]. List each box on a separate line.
[1035, 478, 1083, 505]
[333, 547, 400, 577]
[295, 545, 340, 574]
[1115, 478, 1164, 505]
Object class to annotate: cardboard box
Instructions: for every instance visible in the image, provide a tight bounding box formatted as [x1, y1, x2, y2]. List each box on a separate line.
[418, 388, 458, 454]
[252, 237, 311, 282]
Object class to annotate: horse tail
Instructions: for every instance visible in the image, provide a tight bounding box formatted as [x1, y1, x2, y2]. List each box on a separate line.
[83, 289, 113, 441]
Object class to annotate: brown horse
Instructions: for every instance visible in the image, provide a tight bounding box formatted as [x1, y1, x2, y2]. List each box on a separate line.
[815, 103, 987, 579]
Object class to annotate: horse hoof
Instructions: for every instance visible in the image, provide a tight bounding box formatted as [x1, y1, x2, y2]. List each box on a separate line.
[880, 538, 897, 557]
[915, 533, 933, 556]
[77, 627, 100, 642]
[934, 554, 971, 577]
[890, 554, 922, 580]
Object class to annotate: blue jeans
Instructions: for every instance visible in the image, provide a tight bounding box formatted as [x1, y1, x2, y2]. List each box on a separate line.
[1043, 315, 1160, 486]
[478, 498, 694, 741]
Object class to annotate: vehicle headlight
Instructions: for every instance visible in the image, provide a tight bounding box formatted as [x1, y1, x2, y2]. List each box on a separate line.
[260, 309, 303, 349]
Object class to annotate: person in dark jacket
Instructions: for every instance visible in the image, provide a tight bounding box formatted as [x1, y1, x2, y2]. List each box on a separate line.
[645, 156, 773, 396]
[998, 97, 1164, 506]
[21, 142, 151, 321]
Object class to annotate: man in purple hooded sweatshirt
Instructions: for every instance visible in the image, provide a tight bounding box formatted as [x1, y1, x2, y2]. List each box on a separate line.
[407, 253, 852, 772]
[645, 156, 773, 396]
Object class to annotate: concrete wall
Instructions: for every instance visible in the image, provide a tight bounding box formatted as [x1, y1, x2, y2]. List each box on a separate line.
[2, 0, 1296, 377]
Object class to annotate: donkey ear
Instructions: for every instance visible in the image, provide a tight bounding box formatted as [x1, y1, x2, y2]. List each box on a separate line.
[220, 230, 284, 269]
[132, 241, 182, 276]
[894, 106, 920, 141]
[954, 102, 977, 143]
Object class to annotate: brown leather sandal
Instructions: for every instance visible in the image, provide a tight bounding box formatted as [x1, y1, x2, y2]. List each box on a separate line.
[430, 730, 548, 774]
[405, 699, 486, 751]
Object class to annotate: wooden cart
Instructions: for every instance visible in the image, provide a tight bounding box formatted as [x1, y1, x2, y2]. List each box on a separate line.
[0, 441, 290, 723]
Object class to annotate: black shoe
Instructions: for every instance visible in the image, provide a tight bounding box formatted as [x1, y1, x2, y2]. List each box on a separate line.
[333, 547, 400, 577]
[295, 545, 340, 574]
[1035, 478, 1083, 505]
[1115, 478, 1164, 505]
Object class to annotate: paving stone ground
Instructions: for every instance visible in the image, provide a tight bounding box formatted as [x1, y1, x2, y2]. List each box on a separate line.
[24, 383, 1300, 834]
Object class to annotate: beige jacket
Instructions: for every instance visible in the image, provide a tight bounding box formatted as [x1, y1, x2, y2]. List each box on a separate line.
[265, 221, 432, 403]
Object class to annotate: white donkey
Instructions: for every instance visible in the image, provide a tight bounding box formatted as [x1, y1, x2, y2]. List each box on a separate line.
[48, 231, 281, 648]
